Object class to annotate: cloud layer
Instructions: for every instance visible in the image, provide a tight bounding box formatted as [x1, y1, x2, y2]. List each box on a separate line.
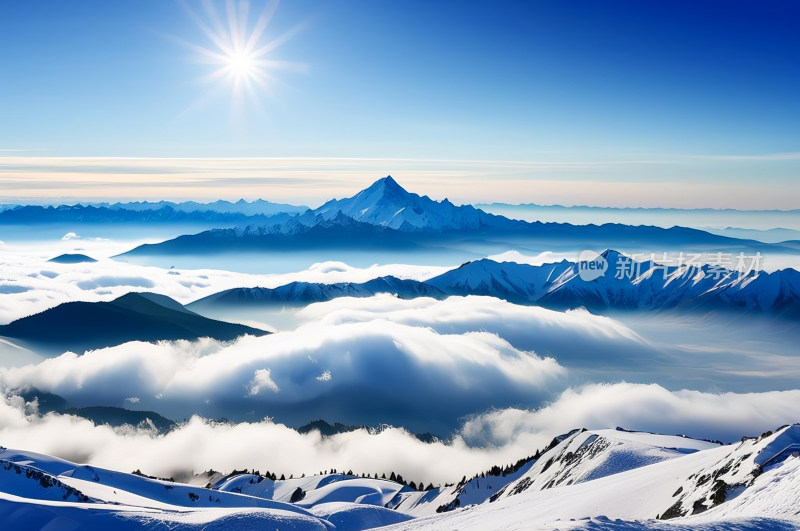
[0, 247, 448, 324]
[2, 382, 798, 485]
[0, 299, 569, 433]
[0, 295, 671, 435]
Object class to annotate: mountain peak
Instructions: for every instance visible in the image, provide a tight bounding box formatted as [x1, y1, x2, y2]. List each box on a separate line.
[379, 174, 399, 186]
[366, 175, 408, 196]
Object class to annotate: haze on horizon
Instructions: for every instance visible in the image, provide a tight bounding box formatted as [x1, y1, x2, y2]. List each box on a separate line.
[1, 0, 799, 209]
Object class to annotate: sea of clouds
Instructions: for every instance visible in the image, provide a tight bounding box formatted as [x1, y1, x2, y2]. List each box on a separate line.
[1, 248, 799, 484]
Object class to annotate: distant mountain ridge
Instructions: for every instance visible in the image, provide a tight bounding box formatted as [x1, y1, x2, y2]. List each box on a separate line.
[120, 177, 782, 256]
[189, 276, 446, 310]
[189, 250, 800, 318]
[0, 200, 307, 225]
[85, 198, 309, 216]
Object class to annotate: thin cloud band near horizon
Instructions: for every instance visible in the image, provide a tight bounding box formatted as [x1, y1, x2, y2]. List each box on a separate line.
[2, 155, 799, 209]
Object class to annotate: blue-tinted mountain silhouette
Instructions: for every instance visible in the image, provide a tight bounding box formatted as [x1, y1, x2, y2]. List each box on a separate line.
[123, 211, 421, 255]
[189, 276, 446, 311]
[0, 292, 267, 353]
[15, 388, 175, 433]
[48, 253, 97, 263]
[0, 201, 305, 225]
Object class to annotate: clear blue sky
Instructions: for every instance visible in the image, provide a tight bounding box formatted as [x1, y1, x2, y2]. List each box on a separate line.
[1, 1, 799, 207]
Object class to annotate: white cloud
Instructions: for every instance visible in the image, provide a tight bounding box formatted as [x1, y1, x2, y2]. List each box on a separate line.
[458, 382, 800, 448]
[61, 232, 80, 240]
[0, 383, 798, 485]
[75, 275, 155, 289]
[486, 250, 576, 267]
[298, 295, 650, 364]
[248, 369, 280, 395]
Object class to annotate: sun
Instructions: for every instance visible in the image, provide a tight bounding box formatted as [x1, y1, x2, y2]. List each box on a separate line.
[227, 50, 256, 79]
[175, 0, 305, 111]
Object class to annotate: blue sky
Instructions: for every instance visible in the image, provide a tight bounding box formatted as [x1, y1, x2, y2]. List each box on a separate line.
[1, 1, 799, 207]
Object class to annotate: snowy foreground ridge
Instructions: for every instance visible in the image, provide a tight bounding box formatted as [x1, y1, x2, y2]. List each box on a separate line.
[1, 425, 799, 530]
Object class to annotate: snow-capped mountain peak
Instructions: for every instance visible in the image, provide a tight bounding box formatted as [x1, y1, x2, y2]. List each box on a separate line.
[309, 176, 504, 232]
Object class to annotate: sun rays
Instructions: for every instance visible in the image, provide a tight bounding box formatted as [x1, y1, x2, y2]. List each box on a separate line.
[175, 0, 306, 116]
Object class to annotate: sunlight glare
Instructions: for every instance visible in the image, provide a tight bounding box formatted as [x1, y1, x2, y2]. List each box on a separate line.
[176, 0, 305, 112]
[228, 50, 255, 79]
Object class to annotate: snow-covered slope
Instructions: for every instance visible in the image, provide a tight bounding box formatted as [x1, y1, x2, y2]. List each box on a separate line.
[385, 457, 537, 517]
[2, 426, 798, 530]
[217, 472, 412, 507]
[488, 428, 719, 505]
[0, 447, 419, 530]
[0, 448, 333, 530]
[383, 425, 800, 530]
[0, 459, 90, 503]
[426, 258, 574, 303]
[386, 428, 718, 518]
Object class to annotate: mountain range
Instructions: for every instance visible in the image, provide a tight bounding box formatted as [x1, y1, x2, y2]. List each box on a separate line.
[119, 177, 782, 256]
[124, 210, 423, 254]
[189, 250, 800, 318]
[0, 200, 305, 225]
[84, 199, 309, 216]
[0, 292, 267, 353]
